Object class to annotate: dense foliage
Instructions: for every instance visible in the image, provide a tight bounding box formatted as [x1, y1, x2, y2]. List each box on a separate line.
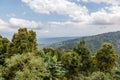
[0, 28, 120, 80]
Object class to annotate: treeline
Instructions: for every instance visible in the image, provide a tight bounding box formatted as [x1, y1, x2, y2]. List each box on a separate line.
[0, 28, 120, 80]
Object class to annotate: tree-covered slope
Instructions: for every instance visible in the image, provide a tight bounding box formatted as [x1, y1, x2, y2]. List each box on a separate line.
[49, 31, 120, 54]
[0, 28, 120, 80]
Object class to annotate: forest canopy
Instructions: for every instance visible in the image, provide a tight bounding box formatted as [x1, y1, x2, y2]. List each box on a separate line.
[0, 28, 120, 80]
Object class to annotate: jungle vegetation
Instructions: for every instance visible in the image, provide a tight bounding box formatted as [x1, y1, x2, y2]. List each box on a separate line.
[0, 28, 120, 80]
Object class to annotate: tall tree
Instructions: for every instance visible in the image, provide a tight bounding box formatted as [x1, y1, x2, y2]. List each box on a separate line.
[9, 28, 37, 54]
[74, 40, 93, 75]
[41, 48, 65, 79]
[61, 51, 81, 79]
[95, 43, 118, 73]
[0, 36, 10, 65]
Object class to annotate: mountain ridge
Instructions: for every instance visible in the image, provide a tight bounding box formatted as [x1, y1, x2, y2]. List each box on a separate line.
[47, 31, 120, 54]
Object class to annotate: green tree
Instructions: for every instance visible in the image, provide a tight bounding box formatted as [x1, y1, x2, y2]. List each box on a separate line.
[4, 53, 49, 80]
[90, 72, 113, 80]
[40, 49, 66, 80]
[74, 40, 93, 75]
[61, 51, 81, 79]
[9, 28, 37, 54]
[95, 43, 118, 73]
[0, 36, 10, 65]
[0, 65, 4, 80]
[112, 68, 120, 80]
[43, 48, 58, 57]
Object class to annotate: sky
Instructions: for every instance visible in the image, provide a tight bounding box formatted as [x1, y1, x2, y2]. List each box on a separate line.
[0, 0, 120, 39]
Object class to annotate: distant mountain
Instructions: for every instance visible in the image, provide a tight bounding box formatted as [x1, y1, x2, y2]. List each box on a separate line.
[38, 37, 79, 48]
[48, 31, 120, 54]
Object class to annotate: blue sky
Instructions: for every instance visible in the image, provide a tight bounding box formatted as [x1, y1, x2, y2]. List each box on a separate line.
[0, 0, 120, 39]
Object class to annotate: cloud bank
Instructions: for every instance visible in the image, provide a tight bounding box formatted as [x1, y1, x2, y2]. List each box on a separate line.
[0, 0, 120, 38]
[81, 0, 120, 5]
[21, 0, 120, 25]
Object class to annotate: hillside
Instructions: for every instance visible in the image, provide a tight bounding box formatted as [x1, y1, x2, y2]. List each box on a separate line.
[48, 31, 120, 54]
[38, 37, 79, 48]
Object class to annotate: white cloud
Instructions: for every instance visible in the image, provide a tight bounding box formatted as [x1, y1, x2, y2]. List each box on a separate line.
[106, 6, 120, 13]
[37, 21, 120, 38]
[0, 18, 43, 33]
[0, 19, 13, 32]
[22, 0, 120, 25]
[22, 0, 88, 21]
[9, 18, 42, 29]
[88, 6, 120, 25]
[0, 17, 120, 38]
[81, 0, 120, 5]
